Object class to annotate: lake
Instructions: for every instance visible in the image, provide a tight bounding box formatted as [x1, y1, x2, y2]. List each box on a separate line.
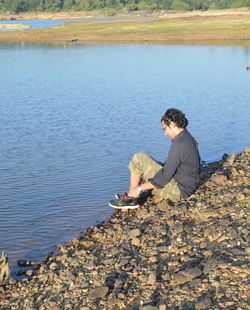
[0, 42, 249, 275]
[0, 17, 157, 31]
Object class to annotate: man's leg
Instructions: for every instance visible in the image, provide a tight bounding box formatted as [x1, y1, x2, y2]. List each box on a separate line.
[127, 151, 162, 197]
[109, 152, 167, 209]
[128, 152, 182, 202]
[128, 173, 141, 197]
[153, 178, 182, 202]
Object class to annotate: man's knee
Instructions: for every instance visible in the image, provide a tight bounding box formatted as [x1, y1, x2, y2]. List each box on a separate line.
[132, 151, 149, 162]
[129, 151, 149, 174]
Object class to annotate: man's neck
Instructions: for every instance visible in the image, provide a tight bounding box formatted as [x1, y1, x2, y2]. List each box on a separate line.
[171, 128, 185, 140]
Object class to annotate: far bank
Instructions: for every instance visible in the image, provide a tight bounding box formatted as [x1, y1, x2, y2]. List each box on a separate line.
[0, 9, 250, 46]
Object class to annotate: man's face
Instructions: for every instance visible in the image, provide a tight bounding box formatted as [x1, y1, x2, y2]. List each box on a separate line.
[161, 121, 172, 139]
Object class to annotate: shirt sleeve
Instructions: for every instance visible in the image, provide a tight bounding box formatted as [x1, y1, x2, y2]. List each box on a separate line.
[149, 142, 181, 188]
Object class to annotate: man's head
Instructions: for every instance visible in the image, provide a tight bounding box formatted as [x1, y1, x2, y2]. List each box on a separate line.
[161, 108, 188, 139]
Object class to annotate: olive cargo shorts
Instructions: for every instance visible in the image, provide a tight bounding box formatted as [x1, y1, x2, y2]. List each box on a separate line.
[128, 151, 182, 202]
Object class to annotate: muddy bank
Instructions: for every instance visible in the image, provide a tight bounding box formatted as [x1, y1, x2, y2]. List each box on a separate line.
[0, 24, 30, 29]
[0, 147, 249, 309]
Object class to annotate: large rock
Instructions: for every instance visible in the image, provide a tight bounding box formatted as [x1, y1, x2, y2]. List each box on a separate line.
[172, 268, 202, 286]
[211, 174, 227, 186]
[128, 229, 141, 239]
[89, 286, 109, 299]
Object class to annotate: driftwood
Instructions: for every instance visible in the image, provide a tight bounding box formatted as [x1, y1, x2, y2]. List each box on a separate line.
[0, 251, 10, 286]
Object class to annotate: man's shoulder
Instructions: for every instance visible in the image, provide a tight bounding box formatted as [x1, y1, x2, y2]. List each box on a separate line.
[174, 130, 194, 145]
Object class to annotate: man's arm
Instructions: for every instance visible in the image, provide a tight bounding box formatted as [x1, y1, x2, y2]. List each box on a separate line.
[149, 143, 181, 188]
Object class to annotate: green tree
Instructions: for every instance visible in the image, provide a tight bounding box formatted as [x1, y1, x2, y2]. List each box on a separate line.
[44, 0, 63, 10]
[171, 0, 192, 10]
[64, 0, 76, 9]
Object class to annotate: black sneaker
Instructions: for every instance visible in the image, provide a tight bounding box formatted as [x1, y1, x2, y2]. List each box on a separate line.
[109, 196, 139, 209]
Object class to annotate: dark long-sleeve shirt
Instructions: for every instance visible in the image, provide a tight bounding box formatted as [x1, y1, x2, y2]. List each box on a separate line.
[149, 129, 200, 198]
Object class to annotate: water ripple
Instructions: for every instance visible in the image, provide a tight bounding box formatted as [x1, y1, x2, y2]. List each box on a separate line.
[0, 43, 249, 274]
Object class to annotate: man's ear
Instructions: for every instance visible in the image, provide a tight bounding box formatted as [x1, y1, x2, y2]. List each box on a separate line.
[169, 122, 174, 130]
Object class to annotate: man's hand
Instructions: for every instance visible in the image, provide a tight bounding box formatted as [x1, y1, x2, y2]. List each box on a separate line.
[128, 182, 155, 198]
[129, 187, 140, 198]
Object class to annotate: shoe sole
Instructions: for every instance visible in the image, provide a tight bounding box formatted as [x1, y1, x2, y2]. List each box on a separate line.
[108, 202, 139, 209]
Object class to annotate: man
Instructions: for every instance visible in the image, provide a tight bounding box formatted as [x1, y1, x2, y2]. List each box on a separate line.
[109, 108, 200, 209]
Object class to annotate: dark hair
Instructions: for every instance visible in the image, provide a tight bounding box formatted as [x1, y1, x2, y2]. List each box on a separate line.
[161, 108, 188, 129]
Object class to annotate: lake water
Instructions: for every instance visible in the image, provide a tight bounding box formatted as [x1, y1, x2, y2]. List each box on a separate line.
[0, 17, 157, 31]
[0, 42, 249, 275]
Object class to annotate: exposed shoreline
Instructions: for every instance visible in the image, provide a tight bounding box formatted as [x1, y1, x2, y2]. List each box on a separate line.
[0, 8, 250, 46]
[0, 24, 30, 29]
[0, 147, 249, 309]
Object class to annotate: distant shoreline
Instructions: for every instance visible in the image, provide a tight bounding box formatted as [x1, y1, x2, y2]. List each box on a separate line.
[0, 9, 153, 21]
[0, 8, 250, 46]
[0, 7, 249, 20]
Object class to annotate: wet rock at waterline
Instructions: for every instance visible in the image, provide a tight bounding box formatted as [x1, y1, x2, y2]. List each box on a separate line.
[0, 252, 10, 286]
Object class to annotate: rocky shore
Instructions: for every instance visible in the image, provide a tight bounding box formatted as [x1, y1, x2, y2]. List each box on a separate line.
[0, 148, 249, 309]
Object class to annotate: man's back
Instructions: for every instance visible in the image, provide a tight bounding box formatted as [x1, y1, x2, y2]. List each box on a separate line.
[150, 129, 200, 198]
[171, 129, 200, 197]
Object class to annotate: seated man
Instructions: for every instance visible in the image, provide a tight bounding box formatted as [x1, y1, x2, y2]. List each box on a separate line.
[109, 108, 201, 209]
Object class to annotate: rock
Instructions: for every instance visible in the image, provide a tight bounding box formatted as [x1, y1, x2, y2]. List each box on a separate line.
[131, 238, 141, 246]
[49, 262, 58, 271]
[139, 306, 158, 310]
[89, 286, 109, 299]
[0, 252, 10, 286]
[195, 297, 212, 309]
[8, 277, 16, 285]
[176, 201, 189, 213]
[211, 174, 227, 185]
[222, 153, 229, 160]
[243, 146, 250, 154]
[147, 272, 157, 285]
[172, 268, 202, 285]
[226, 153, 236, 165]
[161, 272, 171, 281]
[17, 259, 39, 267]
[149, 256, 158, 263]
[203, 258, 219, 274]
[128, 229, 141, 239]
[170, 222, 184, 235]
[200, 241, 208, 249]
[25, 270, 34, 277]
[158, 246, 169, 253]
[158, 201, 170, 212]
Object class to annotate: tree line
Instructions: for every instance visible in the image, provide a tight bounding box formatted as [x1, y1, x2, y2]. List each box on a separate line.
[0, 0, 250, 13]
